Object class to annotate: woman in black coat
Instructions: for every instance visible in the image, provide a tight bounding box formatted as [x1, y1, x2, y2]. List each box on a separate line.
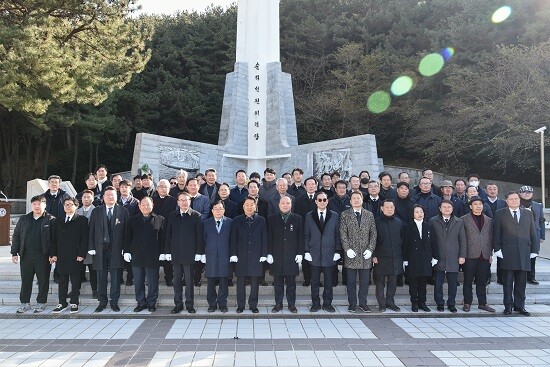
[403, 204, 439, 312]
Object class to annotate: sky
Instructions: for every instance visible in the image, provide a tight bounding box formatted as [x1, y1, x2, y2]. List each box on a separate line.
[137, 0, 236, 15]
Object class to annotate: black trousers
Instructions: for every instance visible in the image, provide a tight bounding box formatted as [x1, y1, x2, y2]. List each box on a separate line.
[528, 257, 537, 281]
[97, 252, 122, 307]
[237, 276, 259, 308]
[311, 266, 333, 306]
[496, 257, 503, 283]
[502, 269, 527, 309]
[58, 270, 82, 305]
[81, 264, 97, 291]
[162, 260, 173, 283]
[194, 261, 203, 284]
[375, 274, 397, 307]
[408, 276, 428, 304]
[346, 268, 370, 307]
[434, 271, 458, 306]
[273, 275, 297, 306]
[19, 253, 51, 304]
[133, 266, 159, 307]
[124, 261, 133, 282]
[463, 258, 490, 305]
[207, 277, 228, 308]
[173, 264, 194, 308]
[302, 260, 312, 283]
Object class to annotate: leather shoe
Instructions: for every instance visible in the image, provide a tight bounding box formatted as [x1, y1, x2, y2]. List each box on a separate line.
[166, 280, 173, 287]
[111, 304, 120, 312]
[436, 304, 444, 312]
[302, 281, 310, 287]
[288, 305, 298, 313]
[448, 305, 457, 313]
[92, 291, 99, 299]
[148, 305, 156, 312]
[134, 305, 147, 312]
[478, 304, 495, 313]
[310, 305, 321, 312]
[513, 307, 530, 316]
[528, 279, 539, 285]
[171, 306, 183, 314]
[411, 304, 419, 312]
[207, 306, 217, 313]
[187, 307, 196, 314]
[228, 279, 234, 287]
[358, 304, 371, 313]
[250, 306, 259, 314]
[219, 306, 228, 313]
[419, 304, 431, 312]
[95, 304, 106, 313]
[462, 304, 471, 312]
[387, 305, 400, 312]
[271, 304, 283, 313]
[236, 307, 244, 313]
[378, 306, 386, 312]
[503, 308, 512, 315]
[322, 304, 336, 313]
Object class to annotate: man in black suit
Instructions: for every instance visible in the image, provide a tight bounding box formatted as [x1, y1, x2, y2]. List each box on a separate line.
[485, 182, 507, 285]
[288, 168, 306, 198]
[200, 168, 221, 206]
[493, 191, 538, 316]
[217, 183, 238, 219]
[164, 192, 204, 314]
[88, 186, 130, 312]
[293, 177, 318, 286]
[267, 196, 303, 313]
[95, 165, 112, 194]
[230, 197, 268, 313]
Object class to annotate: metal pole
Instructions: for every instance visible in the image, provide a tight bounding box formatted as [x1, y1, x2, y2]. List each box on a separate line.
[541, 130, 545, 208]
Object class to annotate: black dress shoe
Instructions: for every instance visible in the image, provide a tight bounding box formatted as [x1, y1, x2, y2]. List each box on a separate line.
[310, 305, 321, 312]
[187, 306, 196, 314]
[259, 280, 268, 286]
[387, 305, 400, 312]
[95, 304, 107, 312]
[348, 306, 356, 313]
[236, 307, 244, 313]
[208, 306, 217, 313]
[134, 305, 147, 312]
[448, 305, 457, 313]
[427, 278, 435, 285]
[528, 279, 539, 285]
[125, 280, 133, 286]
[228, 279, 234, 287]
[250, 306, 259, 314]
[171, 306, 183, 314]
[271, 304, 283, 313]
[111, 304, 120, 312]
[288, 305, 298, 313]
[303, 281, 310, 287]
[220, 306, 228, 313]
[322, 304, 336, 313]
[436, 304, 444, 312]
[166, 280, 173, 287]
[513, 307, 530, 316]
[194, 281, 201, 287]
[148, 305, 156, 312]
[503, 308, 512, 315]
[92, 291, 99, 299]
[411, 304, 419, 312]
[419, 304, 431, 312]
[463, 304, 471, 312]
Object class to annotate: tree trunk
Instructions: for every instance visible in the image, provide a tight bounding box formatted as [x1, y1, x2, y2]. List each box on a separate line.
[88, 141, 93, 172]
[42, 134, 52, 178]
[71, 128, 79, 183]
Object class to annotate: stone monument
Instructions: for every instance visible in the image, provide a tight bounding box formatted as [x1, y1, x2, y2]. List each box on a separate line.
[131, 0, 383, 183]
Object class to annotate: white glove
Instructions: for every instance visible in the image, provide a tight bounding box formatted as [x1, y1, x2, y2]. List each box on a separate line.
[165, 254, 172, 261]
[159, 254, 166, 261]
[363, 249, 372, 259]
[530, 253, 538, 259]
[304, 253, 312, 262]
[403, 261, 408, 271]
[295, 255, 303, 263]
[200, 254, 206, 263]
[266, 255, 274, 264]
[494, 250, 503, 258]
[346, 249, 356, 258]
[259, 257, 267, 262]
[431, 258, 438, 267]
[88, 250, 96, 256]
[230, 256, 238, 262]
[121, 250, 124, 255]
[333, 253, 341, 261]
[194, 254, 201, 262]
[123, 253, 132, 263]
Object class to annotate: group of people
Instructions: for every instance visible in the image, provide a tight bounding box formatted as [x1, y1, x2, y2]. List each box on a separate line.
[10, 165, 545, 316]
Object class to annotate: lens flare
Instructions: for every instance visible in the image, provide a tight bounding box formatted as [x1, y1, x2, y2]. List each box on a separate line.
[390, 76, 414, 96]
[418, 53, 445, 77]
[492, 6, 512, 23]
[441, 47, 455, 61]
[367, 91, 391, 114]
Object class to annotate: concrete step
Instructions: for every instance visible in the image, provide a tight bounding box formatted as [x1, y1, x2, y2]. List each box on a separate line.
[2, 293, 549, 308]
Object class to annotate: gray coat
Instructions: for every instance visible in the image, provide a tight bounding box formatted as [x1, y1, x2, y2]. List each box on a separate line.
[339, 208, 376, 269]
[493, 207, 538, 271]
[88, 204, 130, 270]
[430, 216, 467, 273]
[461, 213, 493, 260]
[203, 216, 232, 278]
[304, 210, 342, 267]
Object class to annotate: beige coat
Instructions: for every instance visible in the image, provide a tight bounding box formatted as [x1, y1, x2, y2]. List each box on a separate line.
[340, 208, 377, 269]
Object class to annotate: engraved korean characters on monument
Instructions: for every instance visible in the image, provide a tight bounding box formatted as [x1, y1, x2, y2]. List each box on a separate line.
[313, 149, 352, 180]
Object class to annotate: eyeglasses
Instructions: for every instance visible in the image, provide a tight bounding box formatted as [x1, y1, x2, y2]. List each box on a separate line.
[317, 198, 328, 202]
[170, 182, 176, 185]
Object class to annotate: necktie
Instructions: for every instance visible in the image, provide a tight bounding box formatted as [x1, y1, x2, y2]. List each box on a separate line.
[107, 208, 113, 220]
[513, 210, 518, 223]
[190, 196, 195, 207]
[355, 211, 361, 224]
[319, 212, 325, 225]
[65, 216, 70, 223]
[444, 218, 449, 224]
[216, 220, 221, 231]
[309, 195, 313, 200]
[247, 217, 253, 229]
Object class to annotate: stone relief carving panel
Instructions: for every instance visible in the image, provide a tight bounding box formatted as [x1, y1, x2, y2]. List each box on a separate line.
[158, 146, 200, 179]
[313, 149, 352, 180]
